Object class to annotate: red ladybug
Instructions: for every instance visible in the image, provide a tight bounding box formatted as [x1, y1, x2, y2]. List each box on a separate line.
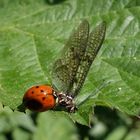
[23, 85, 56, 112]
[23, 85, 76, 112]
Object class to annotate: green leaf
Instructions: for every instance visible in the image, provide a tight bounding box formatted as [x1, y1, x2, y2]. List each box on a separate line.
[105, 126, 127, 140]
[0, 135, 6, 140]
[0, 106, 35, 140]
[0, 0, 140, 125]
[12, 128, 32, 140]
[33, 111, 78, 140]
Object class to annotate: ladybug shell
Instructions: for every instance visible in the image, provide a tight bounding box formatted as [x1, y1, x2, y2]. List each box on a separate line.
[23, 85, 56, 112]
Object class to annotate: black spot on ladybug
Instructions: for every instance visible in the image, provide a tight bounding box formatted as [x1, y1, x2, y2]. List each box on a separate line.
[31, 91, 34, 94]
[42, 97, 46, 101]
[36, 86, 39, 88]
[40, 90, 44, 92]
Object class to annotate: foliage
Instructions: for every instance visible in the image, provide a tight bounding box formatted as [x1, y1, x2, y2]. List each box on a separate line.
[0, 0, 140, 139]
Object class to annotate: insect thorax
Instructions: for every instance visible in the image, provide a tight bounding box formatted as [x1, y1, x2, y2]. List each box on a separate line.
[53, 91, 77, 113]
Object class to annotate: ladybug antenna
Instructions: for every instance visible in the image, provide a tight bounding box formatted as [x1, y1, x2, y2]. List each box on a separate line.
[76, 80, 112, 107]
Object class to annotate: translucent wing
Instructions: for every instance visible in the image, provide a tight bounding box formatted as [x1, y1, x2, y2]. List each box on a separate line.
[71, 22, 106, 96]
[52, 20, 89, 92]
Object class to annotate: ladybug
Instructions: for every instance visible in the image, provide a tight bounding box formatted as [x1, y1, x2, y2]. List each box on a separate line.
[23, 84, 77, 112]
[23, 85, 56, 112]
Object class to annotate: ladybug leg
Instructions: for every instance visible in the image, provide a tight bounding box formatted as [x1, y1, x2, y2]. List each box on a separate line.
[57, 92, 77, 112]
[65, 95, 77, 113]
[57, 92, 68, 105]
[66, 103, 77, 113]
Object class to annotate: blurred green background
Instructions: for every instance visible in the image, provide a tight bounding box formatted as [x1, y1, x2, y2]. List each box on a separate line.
[1, 105, 140, 140]
[0, 0, 140, 140]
